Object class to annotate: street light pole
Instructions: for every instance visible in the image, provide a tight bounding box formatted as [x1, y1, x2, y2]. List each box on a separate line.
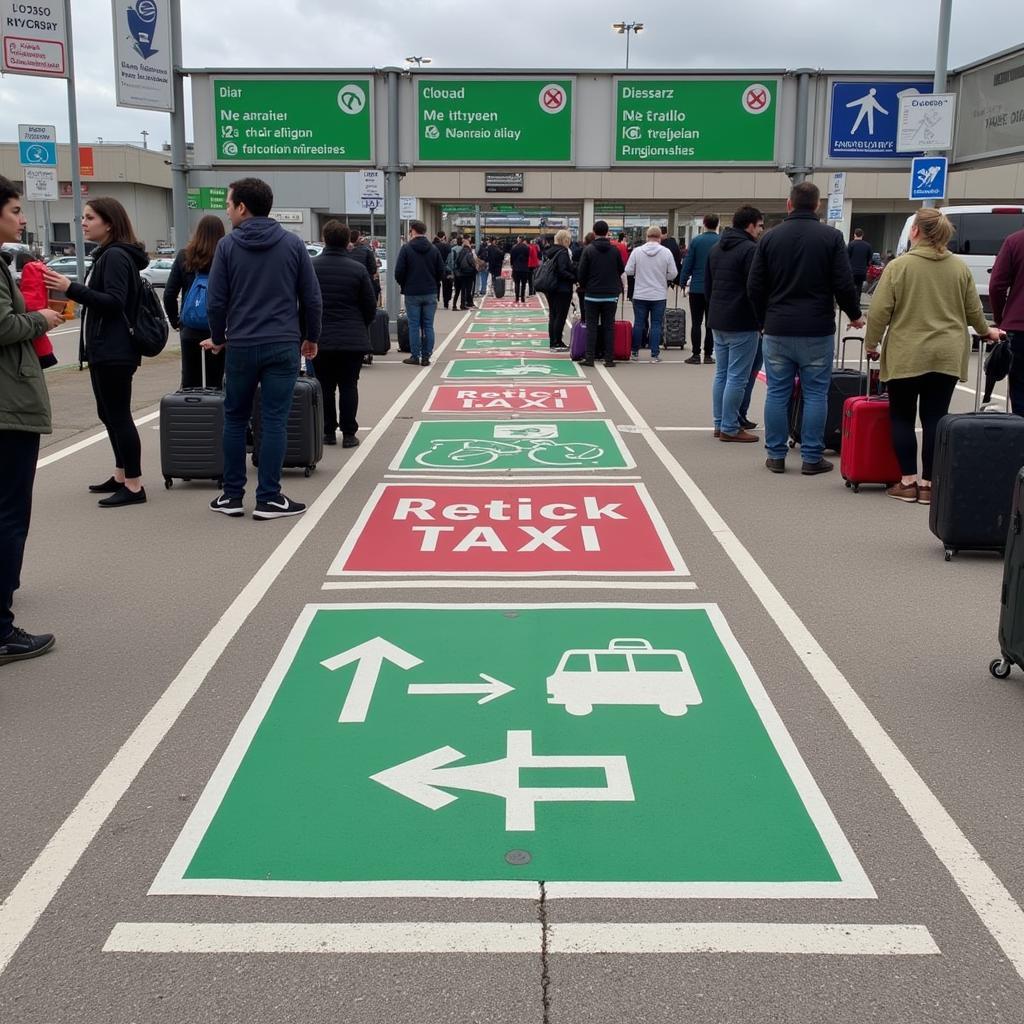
[612, 21, 644, 70]
[922, 0, 953, 210]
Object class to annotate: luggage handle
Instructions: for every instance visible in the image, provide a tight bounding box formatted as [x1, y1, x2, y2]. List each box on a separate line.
[842, 334, 881, 397]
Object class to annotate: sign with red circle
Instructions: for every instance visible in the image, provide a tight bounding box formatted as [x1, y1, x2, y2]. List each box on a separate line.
[540, 84, 567, 114]
[742, 84, 771, 115]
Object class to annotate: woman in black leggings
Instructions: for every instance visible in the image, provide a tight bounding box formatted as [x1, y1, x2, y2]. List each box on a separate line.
[44, 198, 151, 507]
[865, 208, 1002, 505]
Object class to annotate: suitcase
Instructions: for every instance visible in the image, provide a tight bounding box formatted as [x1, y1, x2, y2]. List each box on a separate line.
[612, 320, 632, 362]
[159, 358, 224, 489]
[789, 368, 865, 453]
[992, 468, 1024, 679]
[397, 311, 410, 353]
[493, 276, 506, 298]
[252, 374, 324, 477]
[840, 395, 902, 492]
[570, 319, 588, 361]
[370, 308, 390, 355]
[662, 289, 687, 349]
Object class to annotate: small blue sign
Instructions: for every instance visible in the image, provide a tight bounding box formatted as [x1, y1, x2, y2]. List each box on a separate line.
[829, 81, 933, 159]
[127, 0, 160, 61]
[909, 157, 948, 201]
[18, 142, 57, 166]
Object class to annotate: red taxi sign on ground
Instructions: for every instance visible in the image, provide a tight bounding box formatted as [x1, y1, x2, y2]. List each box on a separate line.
[329, 483, 687, 577]
[425, 385, 603, 414]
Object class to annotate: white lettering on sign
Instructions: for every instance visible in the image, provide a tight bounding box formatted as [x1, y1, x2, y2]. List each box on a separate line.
[623, 86, 676, 99]
[393, 496, 623, 524]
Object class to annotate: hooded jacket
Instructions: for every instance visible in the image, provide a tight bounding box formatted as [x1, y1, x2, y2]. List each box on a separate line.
[394, 234, 445, 296]
[206, 217, 322, 348]
[705, 227, 759, 332]
[576, 237, 625, 298]
[624, 240, 677, 301]
[0, 256, 50, 433]
[864, 245, 990, 383]
[66, 241, 150, 366]
[486, 244, 505, 278]
[312, 246, 377, 353]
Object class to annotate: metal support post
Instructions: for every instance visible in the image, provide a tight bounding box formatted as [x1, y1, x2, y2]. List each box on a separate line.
[789, 69, 812, 184]
[922, 0, 952, 209]
[169, 0, 190, 245]
[384, 68, 402, 328]
[63, 0, 85, 284]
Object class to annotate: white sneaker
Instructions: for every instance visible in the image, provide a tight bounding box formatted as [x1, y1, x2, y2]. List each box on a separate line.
[651, 356, 662, 363]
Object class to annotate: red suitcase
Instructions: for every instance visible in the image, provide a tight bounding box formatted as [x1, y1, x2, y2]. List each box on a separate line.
[612, 320, 632, 362]
[840, 393, 902, 492]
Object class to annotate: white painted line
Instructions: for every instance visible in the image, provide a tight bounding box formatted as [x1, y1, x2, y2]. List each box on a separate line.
[655, 427, 717, 432]
[548, 922, 939, 956]
[0, 314, 473, 980]
[320, 580, 700, 590]
[37, 410, 161, 469]
[104, 921, 539, 955]
[597, 363, 1024, 980]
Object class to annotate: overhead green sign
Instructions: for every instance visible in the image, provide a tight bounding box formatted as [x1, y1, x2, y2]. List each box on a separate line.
[153, 605, 867, 898]
[212, 77, 373, 164]
[614, 78, 778, 164]
[418, 78, 573, 164]
[186, 187, 227, 210]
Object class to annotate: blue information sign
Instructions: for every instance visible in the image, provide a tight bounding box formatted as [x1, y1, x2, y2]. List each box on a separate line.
[909, 157, 948, 201]
[18, 142, 56, 166]
[828, 81, 933, 159]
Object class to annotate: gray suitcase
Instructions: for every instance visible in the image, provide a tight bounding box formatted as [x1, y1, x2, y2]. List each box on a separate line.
[252, 374, 324, 477]
[159, 359, 224, 489]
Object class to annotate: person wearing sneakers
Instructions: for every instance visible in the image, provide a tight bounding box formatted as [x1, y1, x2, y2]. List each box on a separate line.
[705, 206, 765, 443]
[748, 182, 864, 476]
[0, 175, 64, 665]
[204, 177, 322, 520]
[624, 225, 678, 363]
[576, 221, 625, 368]
[680, 214, 720, 364]
[394, 219, 445, 367]
[865, 208, 1002, 504]
[543, 230, 576, 351]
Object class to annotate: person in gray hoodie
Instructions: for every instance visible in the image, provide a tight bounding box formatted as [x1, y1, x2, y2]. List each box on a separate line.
[624, 225, 678, 362]
[204, 178, 322, 521]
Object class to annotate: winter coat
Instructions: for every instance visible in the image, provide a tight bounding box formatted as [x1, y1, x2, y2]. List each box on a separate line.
[624, 241, 677, 301]
[0, 256, 50, 433]
[312, 246, 377, 353]
[510, 243, 531, 273]
[847, 238, 873, 276]
[486, 244, 505, 277]
[705, 228, 760, 332]
[990, 226, 1024, 332]
[544, 245, 577, 294]
[434, 239, 452, 277]
[18, 260, 56, 365]
[67, 242, 149, 366]
[679, 230, 719, 293]
[395, 235, 445, 296]
[454, 244, 477, 277]
[576, 237, 625, 298]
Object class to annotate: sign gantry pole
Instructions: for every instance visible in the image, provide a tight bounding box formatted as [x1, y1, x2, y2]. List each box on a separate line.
[922, 0, 953, 210]
[169, 0, 189, 246]
[62, 0, 86, 284]
[384, 67, 402, 331]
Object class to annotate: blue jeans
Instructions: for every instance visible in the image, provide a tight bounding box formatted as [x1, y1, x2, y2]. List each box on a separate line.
[223, 342, 300, 503]
[763, 335, 834, 462]
[739, 337, 763, 420]
[712, 330, 760, 434]
[631, 299, 666, 358]
[477, 269, 489, 295]
[405, 294, 437, 360]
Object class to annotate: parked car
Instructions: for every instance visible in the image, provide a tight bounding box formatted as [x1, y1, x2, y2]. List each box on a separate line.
[155, 245, 176, 256]
[140, 258, 175, 287]
[2, 243, 36, 283]
[45, 255, 93, 287]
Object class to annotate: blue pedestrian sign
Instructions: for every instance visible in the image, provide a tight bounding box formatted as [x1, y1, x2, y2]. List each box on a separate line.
[909, 157, 948, 201]
[829, 81, 933, 159]
[17, 124, 57, 167]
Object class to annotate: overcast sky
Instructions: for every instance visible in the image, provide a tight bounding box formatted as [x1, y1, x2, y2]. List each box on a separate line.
[0, 0, 1020, 147]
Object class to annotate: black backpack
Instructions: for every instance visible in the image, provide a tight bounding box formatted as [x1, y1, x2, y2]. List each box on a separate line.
[123, 278, 170, 357]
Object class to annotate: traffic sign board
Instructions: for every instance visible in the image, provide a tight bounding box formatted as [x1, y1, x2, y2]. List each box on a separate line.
[1, 2, 68, 77]
[828, 80, 933, 159]
[909, 156, 948, 201]
[18, 124, 56, 166]
[425, 385, 603, 414]
[153, 604, 868, 898]
[23, 167, 58, 201]
[442, 357, 585, 381]
[390, 419, 634, 472]
[330, 483, 686, 577]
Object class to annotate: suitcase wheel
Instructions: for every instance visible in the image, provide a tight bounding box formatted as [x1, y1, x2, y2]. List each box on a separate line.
[304, 467, 312, 478]
[944, 548, 955, 562]
[990, 658, 1012, 680]
[788, 440, 795, 449]
[164, 477, 173, 490]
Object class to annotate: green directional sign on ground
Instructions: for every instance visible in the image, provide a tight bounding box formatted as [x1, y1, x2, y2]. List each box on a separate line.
[614, 78, 778, 164]
[460, 336, 550, 351]
[418, 78, 574, 164]
[392, 419, 632, 472]
[212, 77, 373, 164]
[443, 357, 584, 381]
[475, 312, 548, 321]
[153, 605, 867, 898]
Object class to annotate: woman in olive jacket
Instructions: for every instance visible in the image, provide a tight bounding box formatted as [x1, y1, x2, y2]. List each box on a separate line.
[44, 198, 150, 507]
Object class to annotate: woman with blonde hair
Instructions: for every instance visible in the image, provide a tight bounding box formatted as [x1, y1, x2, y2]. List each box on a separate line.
[543, 229, 576, 350]
[865, 208, 1003, 504]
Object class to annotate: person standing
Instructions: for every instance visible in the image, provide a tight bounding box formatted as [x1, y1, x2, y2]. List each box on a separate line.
[163, 214, 226, 389]
[486, 238, 505, 296]
[748, 181, 864, 476]
[624, 225, 677, 363]
[433, 232, 454, 310]
[680, 214, 720, 364]
[43, 198, 150, 508]
[543, 230, 576, 351]
[454, 236, 477, 310]
[395, 219, 445, 367]
[576, 220, 625, 368]
[510, 235, 531, 304]
[203, 177, 322, 520]
[847, 228, 873, 294]
[660, 228, 682, 284]
[476, 238, 491, 298]
[990, 221, 1024, 416]
[0, 175, 64, 664]
[526, 237, 541, 295]
[311, 220, 376, 448]
[705, 206, 765, 442]
[865, 209, 1002, 503]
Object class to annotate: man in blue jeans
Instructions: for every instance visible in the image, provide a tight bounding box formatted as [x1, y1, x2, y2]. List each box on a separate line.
[395, 219, 445, 367]
[748, 182, 864, 474]
[624, 225, 678, 362]
[205, 177, 322, 519]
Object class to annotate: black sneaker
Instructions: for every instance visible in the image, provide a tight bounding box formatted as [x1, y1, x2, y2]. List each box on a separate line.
[323, 432, 337, 446]
[421, 357, 431, 366]
[0, 627, 55, 665]
[765, 457, 786, 474]
[580, 358, 595, 367]
[253, 494, 306, 520]
[402, 356, 420, 365]
[210, 493, 244, 517]
[801, 458, 834, 476]
[97, 485, 147, 508]
[684, 355, 702, 364]
[551, 342, 569, 351]
[604, 360, 615, 367]
[88, 475, 122, 493]
[342, 435, 360, 449]
[739, 417, 758, 430]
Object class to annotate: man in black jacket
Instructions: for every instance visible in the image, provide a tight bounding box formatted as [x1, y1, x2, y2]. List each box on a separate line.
[395, 220, 446, 366]
[705, 206, 764, 443]
[486, 238, 505, 296]
[433, 232, 453, 309]
[454, 236, 478, 310]
[510, 235, 532, 304]
[748, 181, 864, 475]
[576, 221, 625, 367]
[846, 228, 873, 294]
[311, 221, 377, 447]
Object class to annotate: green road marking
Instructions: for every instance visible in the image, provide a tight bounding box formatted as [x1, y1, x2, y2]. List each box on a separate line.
[460, 336, 550, 350]
[443, 358, 584, 381]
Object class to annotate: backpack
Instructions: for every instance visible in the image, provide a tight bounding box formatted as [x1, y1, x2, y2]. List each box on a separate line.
[457, 247, 476, 275]
[180, 271, 209, 331]
[445, 248, 456, 275]
[533, 252, 559, 294]
[123, 278, 169, 357]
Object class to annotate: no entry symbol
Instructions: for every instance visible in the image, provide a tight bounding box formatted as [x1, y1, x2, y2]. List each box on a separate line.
[742, 84, 771, 115]
[539, 84, 567, 114]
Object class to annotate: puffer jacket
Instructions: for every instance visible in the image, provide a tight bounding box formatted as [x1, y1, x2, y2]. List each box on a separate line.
[312, 246, 377, 353]
[705, 228, 759, 332]
[0, 257, 50, 433]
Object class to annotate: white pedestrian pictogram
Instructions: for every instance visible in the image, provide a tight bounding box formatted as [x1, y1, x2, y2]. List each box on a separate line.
[370, 729, 635, 831]
[846, 88, 888, 135]
[916, 164, 941, 189]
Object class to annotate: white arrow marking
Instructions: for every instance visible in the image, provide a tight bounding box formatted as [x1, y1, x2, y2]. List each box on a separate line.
[407, 673, 514, 705]
[321, 638, 423, 723]
[370, 730, 634, 831]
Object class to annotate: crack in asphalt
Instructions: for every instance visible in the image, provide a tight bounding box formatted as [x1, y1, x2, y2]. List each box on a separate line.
[538, 881, 552, 1024]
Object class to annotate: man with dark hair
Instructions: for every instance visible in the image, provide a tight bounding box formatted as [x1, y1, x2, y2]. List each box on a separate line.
[454, 235, 478, 310]
[847, 228, 873, 294]
[0, 176, 64, 664]
[576, 220, 625, 367]
[433, 231, 453, 309]
[748, 181, 864, 475]
[510, 235, 532, 304]
[205, 177, 322, 519]
[660, 227, 682, 282]
[680, 213, 721, 363]
[349, 228, 380, 302]
[395, 219, 445, 366]
[486, 237, 505, 295]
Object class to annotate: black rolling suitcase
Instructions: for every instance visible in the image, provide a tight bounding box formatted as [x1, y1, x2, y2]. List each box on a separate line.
[370, 308, 390, 355]
[492, 276, 506, 299]
[159, 358, 224, 490]
[789, 370, 864, 453]
[397, 311, 410, 353]
[252, 373, 324, 477]
[662, 287, 687, 349]
[991, 469, 1024, 679]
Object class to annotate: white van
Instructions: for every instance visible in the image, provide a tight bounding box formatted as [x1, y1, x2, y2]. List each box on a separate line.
[896, 205, 1024, 314]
